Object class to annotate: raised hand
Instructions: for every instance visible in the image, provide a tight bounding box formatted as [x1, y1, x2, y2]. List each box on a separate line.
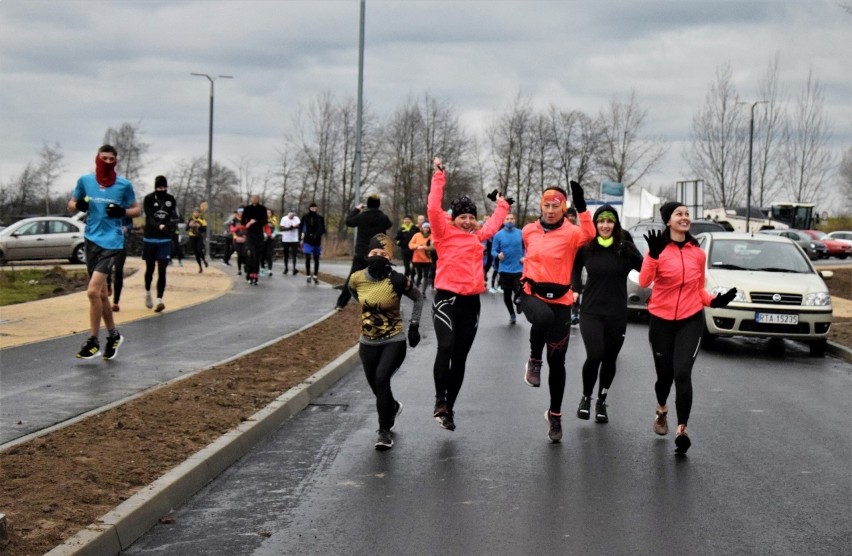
[710, 287, 738, 308]
[569, 180, 586, 213]
[644, 229, 668, 259]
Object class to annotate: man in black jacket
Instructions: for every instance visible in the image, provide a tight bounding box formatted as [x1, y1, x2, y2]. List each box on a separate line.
[301, 202, 327, 284]
[241, 194, 268, 285]
[335, 193, 393, 309]
[142, 175, 180, 312]
[394, 214, 419, 279]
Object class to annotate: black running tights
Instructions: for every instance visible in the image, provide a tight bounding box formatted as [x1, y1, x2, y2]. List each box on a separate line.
[304, 251, 320, 276]
[144, 259, 168, 298]
[579, 312, 627, 399]
[360, 340, 407, 430]
[111, 249, 127, 304]
[648, 311, 704, 426]
[431, 290, 480, 410]
[519, 294, 571, 413]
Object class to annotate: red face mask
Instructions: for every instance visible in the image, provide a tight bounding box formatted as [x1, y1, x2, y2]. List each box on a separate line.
[95, 155, 117, 187]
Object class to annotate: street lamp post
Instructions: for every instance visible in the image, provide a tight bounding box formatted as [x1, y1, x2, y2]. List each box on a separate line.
[740, 100, 768, 232]
[191, 72, 233, 257]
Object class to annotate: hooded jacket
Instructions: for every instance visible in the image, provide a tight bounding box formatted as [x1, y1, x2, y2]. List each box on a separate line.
[345, 207, 393, 258]
[427, 170, 509, 295]
[573, 204, 643, 316]
[143, 190, 179, 241]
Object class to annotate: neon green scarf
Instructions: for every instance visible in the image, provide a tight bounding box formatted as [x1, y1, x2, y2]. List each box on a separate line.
[597, 236, 614, 248]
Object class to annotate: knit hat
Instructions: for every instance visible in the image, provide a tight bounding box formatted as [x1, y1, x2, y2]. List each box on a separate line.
[450, 195, 477, 219]
[154, 175, 168, 189]
[366, 194, 381, 209]
[421, 221, 430, 229]
[659, 201, 685, 225]
[309, 201, 318, 208]
[368, 233, 394, 259]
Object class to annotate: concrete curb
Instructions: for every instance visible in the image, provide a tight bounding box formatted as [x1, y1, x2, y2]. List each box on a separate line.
[45, 343, 361, 556]
[826, 340, 852, 363]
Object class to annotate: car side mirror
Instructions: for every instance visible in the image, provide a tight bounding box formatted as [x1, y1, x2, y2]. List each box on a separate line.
[818, 270, 833, 280]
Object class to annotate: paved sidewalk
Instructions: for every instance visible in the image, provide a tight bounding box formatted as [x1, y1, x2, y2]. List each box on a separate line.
[0, 258, 232, 349]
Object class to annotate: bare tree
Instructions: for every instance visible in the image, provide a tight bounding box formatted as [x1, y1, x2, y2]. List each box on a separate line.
[549, 107, 601, 196]
[684, 63, 748, 208]
[779, 69, 835, 204]
[489, 94, 541, 222]
[753, 55, 786, 207]
[596, 90, 667, 189]
[102, 122, 149, 183]
[37, 142, 64, 214]
[840, 147, 852, 211]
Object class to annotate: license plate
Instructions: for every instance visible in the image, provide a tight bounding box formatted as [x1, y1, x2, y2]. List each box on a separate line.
[756, 313, 799, 325]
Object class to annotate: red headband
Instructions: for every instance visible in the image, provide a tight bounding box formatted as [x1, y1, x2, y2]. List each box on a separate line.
[541, 190, 567, 212]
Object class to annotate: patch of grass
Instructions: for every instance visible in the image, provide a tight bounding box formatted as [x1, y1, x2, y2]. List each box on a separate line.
[0, 267, 90, 306]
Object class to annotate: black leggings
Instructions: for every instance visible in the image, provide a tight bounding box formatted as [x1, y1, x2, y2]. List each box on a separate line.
[648, 311, 704, 426]
[304, 251, 320, 275]
[359, 340, 407, 430]
[413, 262, 431, 292]
[245, 237, 263, 276]
[110, 249, 127, 304]
[431, 290, 480, 410]
[498, 272, 521, 316]
[282, 242, 299, 271]
[190, 236, 206, 268]
[144, 259, 168, 298]
[579, 312, 627, 399]
[263, 239, 275, 270]
[519, 294, 572, 413]
[234, 243, 246, 272]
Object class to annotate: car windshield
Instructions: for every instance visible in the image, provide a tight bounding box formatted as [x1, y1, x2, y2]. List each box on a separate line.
[708, 239, 812, 273]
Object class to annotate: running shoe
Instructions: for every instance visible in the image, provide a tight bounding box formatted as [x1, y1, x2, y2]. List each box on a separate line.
[545, 410, 563, 443]
[260, 269, 266, 278]
[389, 400, 404, 431]
[488, 287, 498, 294]
[675, 431, 691, 455]
[576, 395, 591, 420]
[76, 336, 101, 359]
[509, 313, 516, 325]
[307, 276, 313, 283]
[312, 275, 319, 284]
[375, 429, 393, 451]
[594, 400, 608, 423]
[571, 316, 580, 326]
[145, 291, 153, 309]
[103, 331, 124, 361]
[283, 268, 289, 275]
[524, 358, 542, 387]
[433, 399, 448, 419]
[439, 411, 456, 431]
[293, 268, 299, 275]
[204, 259, 209, 268]
[155, 302, 166, 313]
[654, 409, 669, 435]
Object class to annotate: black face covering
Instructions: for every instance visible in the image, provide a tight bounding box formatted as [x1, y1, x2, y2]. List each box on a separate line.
[155, 189, 168, 202]
[366, 255, 391, 279]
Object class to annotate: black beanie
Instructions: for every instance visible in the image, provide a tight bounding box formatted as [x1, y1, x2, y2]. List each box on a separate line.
[659, 201, 685, 225]
[450, 195, 477, 219]
[154, 175, 168, 189]
[366, 194, 380, 209]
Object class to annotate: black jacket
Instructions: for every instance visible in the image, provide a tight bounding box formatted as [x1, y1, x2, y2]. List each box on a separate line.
[143, 191, 179, 240]
[394, 225, 420, 255]
[345, 207, 393, 258]
[241, 203, 268, 240]
[301, 211, 327, 246]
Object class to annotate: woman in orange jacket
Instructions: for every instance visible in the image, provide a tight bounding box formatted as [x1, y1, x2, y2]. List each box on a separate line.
[408, 222, 433, 294]
[427, 157, 510, 431]
[639, 201, 737, 454]
[519, 182, 596, 443]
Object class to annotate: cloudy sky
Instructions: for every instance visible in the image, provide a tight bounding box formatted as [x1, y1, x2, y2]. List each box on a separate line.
[1, 0, 850, 206]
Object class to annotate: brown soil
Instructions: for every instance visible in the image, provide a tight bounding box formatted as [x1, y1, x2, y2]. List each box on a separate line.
[0, 269, 849, 555]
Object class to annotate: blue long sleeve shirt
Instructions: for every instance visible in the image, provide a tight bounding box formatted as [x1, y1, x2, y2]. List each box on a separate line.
[491, 226, 524, 274]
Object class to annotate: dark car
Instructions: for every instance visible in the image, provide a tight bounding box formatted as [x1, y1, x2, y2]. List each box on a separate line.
[759, 229, 827, 261]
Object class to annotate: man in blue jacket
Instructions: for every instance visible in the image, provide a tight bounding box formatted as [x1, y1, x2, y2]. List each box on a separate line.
[491, 213, 525, 324]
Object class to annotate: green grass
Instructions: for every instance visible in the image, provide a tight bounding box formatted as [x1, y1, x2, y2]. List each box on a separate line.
[0, 267, 89, 306]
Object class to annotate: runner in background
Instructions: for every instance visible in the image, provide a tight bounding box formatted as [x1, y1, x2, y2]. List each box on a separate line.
[279, 209, 301, 276]
[348, 233, 423, 450]
[262, 208, 278, 278]
[490, 213, 524, 324]
[300, 202, 326, 284]
[187, 203, 209, 274]
[142, 175, 179, 312]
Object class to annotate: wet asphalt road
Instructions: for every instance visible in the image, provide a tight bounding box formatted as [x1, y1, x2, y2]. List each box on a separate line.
[124, 291, 851, 555]
[0, 263, 345, 445]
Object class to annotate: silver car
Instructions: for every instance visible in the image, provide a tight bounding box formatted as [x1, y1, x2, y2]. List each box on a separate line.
[759, 229, 827, 260]
[0, 216, 87, 264]
[698, 232, 833, 356]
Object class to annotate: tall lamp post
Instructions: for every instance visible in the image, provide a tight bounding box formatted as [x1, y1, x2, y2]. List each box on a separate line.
[191, 72, 233, 256]
[739, 100, 768, 232]
[353, 0, 366, 246]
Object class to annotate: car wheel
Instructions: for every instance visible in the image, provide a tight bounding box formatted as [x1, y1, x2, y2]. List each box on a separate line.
[70, 244, 86, 264]
[839, 254, 848, 260]
[0, 249, 6, 265]
[808, 339, 826, 357]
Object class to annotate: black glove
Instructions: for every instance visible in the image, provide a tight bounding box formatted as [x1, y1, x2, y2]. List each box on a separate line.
[487, 189, 515, 206]
[106, 203, 126, 218]
[505, 196, 515, 206]
[644, 229, 668, 259]
[407, 323, 421, 348]
[569, 180, 586, 213]
[75, 197, 89, 212]
[710, 287, 738, 308]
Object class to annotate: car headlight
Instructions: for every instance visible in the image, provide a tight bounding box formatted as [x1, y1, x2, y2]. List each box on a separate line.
[804, 292, 832, 306]
[709, 287, 745, 302]
[809, 243, 816, 249]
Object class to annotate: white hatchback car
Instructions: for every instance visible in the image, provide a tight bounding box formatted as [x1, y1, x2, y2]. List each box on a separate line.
[698, 232, 834, 356]
[0, 216, 87, 264]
